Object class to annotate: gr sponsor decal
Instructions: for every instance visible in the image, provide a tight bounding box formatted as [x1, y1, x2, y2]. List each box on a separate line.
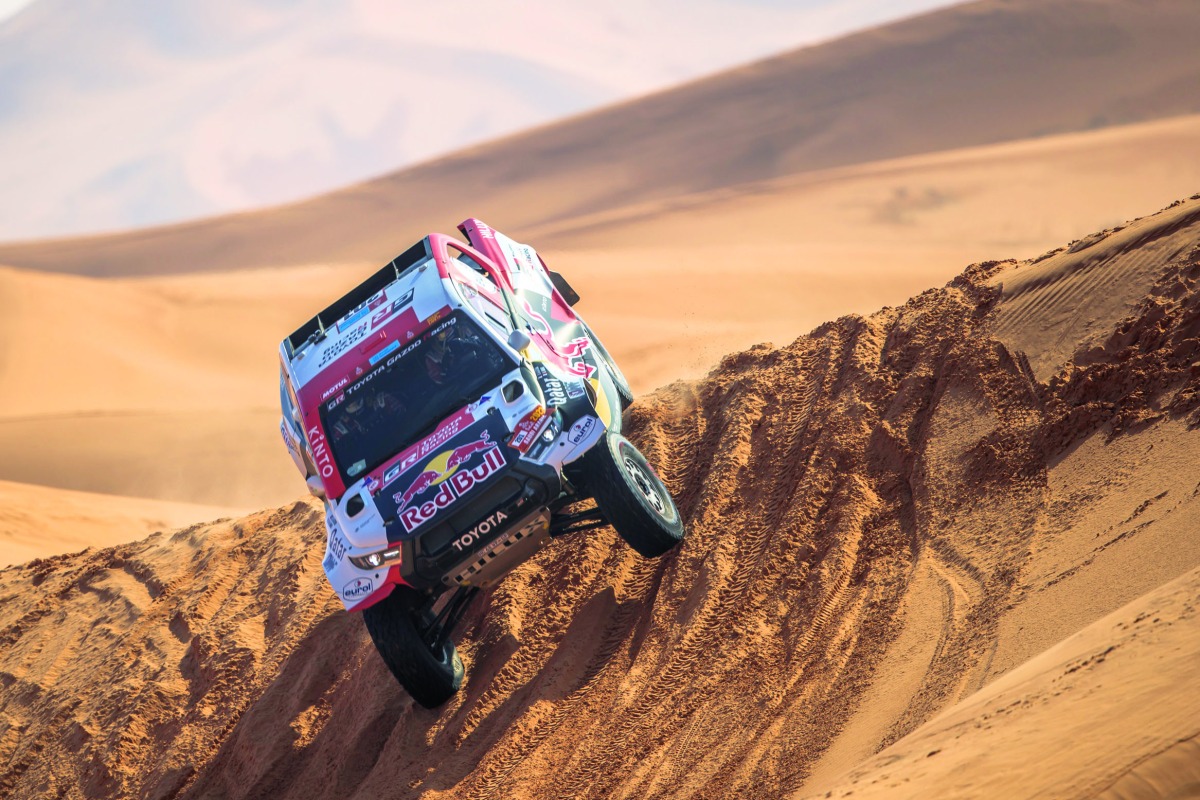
[342, 578, 374, 601]
[452, 509, 509, 552]
[369, 289, 414, 328]
[386, 410, 472, 480]
[566, 415, 597, 445]
[393, 431, 507, 533]
[337, 289, 388, 332]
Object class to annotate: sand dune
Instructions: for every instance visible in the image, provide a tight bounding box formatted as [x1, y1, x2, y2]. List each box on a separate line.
[2, 199, 1198, 798]
[796, 566, 1200, 799]
[540, 114, 1200, 386]
[1, 0, 1198, 277]
[0, 480, 235, 568]
[2, 116, 1197, 511]
[0, 264, 361, 507]
[2, 0, 1198, 519]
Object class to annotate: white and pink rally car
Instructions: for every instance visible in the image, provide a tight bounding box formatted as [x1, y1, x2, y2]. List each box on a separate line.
[279, 219, 684, 707]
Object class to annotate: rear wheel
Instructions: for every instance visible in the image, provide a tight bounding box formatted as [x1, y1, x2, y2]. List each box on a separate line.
[361, 587, 464, 709]
[582, 433, 684, 557]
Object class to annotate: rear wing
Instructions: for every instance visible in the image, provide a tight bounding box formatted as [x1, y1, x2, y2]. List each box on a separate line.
[285, 239, 431, 354]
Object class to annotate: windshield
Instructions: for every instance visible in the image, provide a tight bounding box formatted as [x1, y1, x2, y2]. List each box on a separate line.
[319, 312, 513, 484]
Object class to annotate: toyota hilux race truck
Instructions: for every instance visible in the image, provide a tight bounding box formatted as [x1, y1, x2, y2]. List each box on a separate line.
[279, 219, 685, 707]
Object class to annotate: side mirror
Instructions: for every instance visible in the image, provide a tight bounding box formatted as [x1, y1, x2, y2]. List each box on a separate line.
[507, 329, 532, 352]
[306, 474, 327, 500]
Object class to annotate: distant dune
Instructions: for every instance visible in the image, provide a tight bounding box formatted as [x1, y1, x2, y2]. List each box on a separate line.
[1, 114, 1196, 512]
[1, 0, 1198, 277]
[2, 197, 1197, 799]
[0, 480, 236, 567]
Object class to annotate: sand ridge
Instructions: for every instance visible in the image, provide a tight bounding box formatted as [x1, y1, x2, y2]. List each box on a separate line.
[2, 199, 1199, 798]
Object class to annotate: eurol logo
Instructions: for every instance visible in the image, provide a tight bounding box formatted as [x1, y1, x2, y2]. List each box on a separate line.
[393, 431, 506, 533]
[342, 578, 373, 601]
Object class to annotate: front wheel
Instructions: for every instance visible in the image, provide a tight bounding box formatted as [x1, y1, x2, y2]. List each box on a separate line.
[361, 588, 464, 709]
[582, 433, 684, 557]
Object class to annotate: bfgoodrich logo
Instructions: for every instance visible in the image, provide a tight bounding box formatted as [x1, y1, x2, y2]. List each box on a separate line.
[342, 578, 374, 600]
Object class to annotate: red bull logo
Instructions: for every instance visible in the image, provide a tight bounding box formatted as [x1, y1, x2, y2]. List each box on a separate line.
[393, 431, 505, 532]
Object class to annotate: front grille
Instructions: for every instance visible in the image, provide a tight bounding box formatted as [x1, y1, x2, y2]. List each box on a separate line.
[419, 476, 524, 554]
[409, 475, 547, 582]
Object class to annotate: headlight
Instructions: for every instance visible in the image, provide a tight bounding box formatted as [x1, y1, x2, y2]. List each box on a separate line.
[349, 546, 402, 570]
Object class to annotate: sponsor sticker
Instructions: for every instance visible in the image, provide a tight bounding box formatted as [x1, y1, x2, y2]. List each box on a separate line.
[307, 424, 337, 479]
[318, 322, 369, 368]
[561, 337, 598, 379]
[391, 428, 508, 533]
[452, 509, 509, 552]
[509, 406, 550, 452]
[368, 339, 400, 365]
[566, 415, 598, 445]
[369, 289, 414, 328]
[320, 376, 349, 402]
[337, 290, 387, 332]
[342, 578, 374, 601]
[496, 232, 538, 274]
[566, 380, 586, 400]
[534, 363, 568, 407]
[323, 526, 349, 573]
[386, 410, 472, 480]
[281, 419, 301, 460]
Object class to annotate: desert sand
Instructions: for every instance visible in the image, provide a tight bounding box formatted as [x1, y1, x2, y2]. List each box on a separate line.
[1, 197, 1198, 799]
[0, 480, 236, 568]
[2, 1, 1199, 796]
[1, 113, 1198, 514]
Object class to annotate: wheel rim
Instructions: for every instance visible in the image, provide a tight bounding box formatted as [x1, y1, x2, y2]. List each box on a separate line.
[622, 451, 670, 518]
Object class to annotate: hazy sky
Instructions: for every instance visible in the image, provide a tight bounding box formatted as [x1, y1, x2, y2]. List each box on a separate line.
[0, 0, 33, 24]
[0, 0, 966, 241]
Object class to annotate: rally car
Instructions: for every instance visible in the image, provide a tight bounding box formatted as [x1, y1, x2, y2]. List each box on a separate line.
[279, 219, 685, 707]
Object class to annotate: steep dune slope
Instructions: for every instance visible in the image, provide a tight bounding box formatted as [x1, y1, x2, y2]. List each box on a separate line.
[2, 198, 1199, 798]
[2, 0, 1199, 276]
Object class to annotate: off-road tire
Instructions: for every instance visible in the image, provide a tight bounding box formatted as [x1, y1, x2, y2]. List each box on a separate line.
[583, 433, 684, 557]
[362, 587, 464, 709]
[582, 322, 634, 410]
